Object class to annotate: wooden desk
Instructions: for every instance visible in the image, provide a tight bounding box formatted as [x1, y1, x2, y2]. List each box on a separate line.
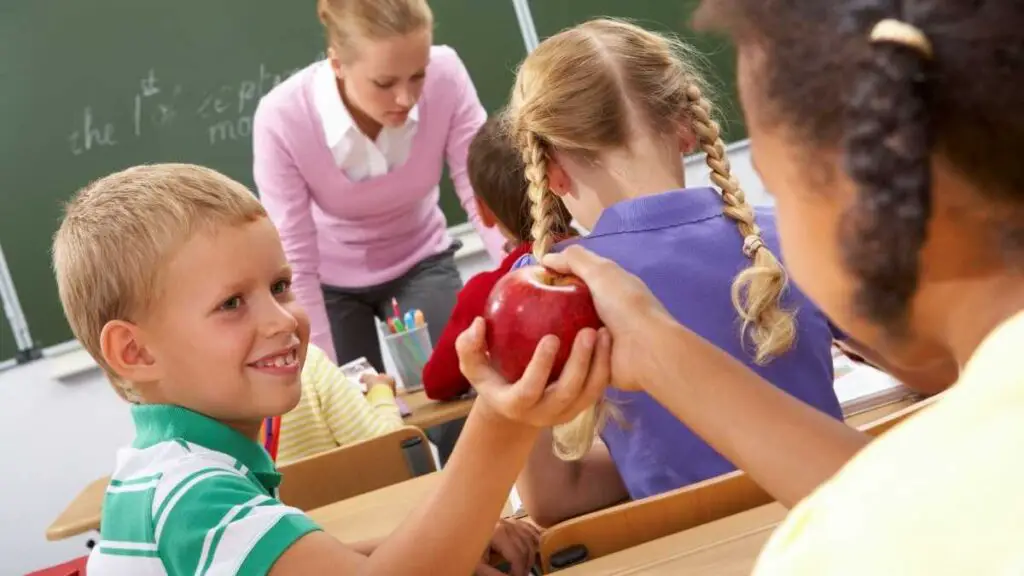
[42, 392, 918, 542]
[44, 476, 109, 542]
[309, 471, 516, 544]
[401, 390, 474, 430]
[558, 503, 787, 575]
[844, 394, 919, 430]
[44, 392, 473, 542]
[309, 472, 443, 543]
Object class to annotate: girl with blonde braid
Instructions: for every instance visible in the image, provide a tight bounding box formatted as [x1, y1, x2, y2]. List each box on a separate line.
[493, 18, 843, 526]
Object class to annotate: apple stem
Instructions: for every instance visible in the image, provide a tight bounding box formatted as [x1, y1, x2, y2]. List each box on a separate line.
[536, 268, 557, 286]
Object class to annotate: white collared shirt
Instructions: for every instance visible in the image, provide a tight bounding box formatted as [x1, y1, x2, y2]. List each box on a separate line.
[313, 62, 419, 181]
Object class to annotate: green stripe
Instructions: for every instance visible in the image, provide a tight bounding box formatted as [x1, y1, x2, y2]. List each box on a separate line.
[109, 473, 162, 487]
[103, 489, 158, 544]
[173, 438, 192, 452]
[99, 546, 160, 558]
[198, 503, 259, 576]
[153, 468, 222, 529]
[232, 460, 245, 471]
[236, 514, 321, 576]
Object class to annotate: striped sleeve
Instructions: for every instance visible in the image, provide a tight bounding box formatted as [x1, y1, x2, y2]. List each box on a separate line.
[92, 473, 165, 572]
[365, 384, 404, 425]
[307, 350, 404, 446]
[155, 469, 319, 576]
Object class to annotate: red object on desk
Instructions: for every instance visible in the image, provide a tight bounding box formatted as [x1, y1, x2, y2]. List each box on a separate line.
[26, 555, 88, 576]
[422, 243, 532, 401]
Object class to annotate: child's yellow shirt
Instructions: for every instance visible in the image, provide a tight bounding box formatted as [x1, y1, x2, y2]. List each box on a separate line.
[754, 309, 1024, 574]
[277, 345, 404, 465]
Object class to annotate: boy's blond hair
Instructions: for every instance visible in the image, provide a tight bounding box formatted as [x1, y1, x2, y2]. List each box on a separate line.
[52, 163, 267, 400]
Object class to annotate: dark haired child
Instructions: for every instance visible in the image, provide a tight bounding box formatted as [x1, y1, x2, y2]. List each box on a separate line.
[422, 117, 576, 400]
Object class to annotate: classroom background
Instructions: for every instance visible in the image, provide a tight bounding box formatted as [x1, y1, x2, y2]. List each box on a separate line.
[0, 1, 772, 572]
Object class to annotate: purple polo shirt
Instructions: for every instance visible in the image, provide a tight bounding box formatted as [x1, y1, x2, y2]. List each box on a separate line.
[515, 188, 842, 499]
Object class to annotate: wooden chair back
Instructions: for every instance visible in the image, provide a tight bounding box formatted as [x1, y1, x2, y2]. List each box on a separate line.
[278, 425, 435, 511]
[539, 394, 941, 572]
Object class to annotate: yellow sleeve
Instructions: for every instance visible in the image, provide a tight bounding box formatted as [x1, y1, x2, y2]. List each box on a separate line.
[365, 383, 405, 424]
[753, 310, 1024, 574]
[305, 346, 404, 447]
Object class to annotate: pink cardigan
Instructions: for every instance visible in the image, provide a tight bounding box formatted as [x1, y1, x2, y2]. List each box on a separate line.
[253, 46, 506, 361]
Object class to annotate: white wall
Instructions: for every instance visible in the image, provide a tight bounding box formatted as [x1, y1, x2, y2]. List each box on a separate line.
[0, 144, 763, 574]
[0, 361, 132, 574]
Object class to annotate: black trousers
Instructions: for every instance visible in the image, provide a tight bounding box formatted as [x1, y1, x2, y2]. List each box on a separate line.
[322, 242, 466, 465]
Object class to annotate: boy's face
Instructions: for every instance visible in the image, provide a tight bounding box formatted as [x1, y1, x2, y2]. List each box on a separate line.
[135, 217, 309, 435]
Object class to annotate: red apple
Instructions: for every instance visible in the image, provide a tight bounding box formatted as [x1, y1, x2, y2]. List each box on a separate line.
[483, 265, 604, 383]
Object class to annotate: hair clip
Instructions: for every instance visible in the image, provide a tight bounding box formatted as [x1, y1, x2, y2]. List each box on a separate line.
[742, 235, 765, 258]
[870, 19, 933, 60]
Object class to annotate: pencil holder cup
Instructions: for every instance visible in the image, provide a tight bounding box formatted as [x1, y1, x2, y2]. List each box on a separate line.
[381, 323, 432, 392]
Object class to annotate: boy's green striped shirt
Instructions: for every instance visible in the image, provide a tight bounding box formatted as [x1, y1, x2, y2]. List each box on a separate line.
[86, 405, 320, 575]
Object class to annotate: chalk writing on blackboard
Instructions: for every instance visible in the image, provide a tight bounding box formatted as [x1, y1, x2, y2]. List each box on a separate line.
[66, 56, 320, 156]
[68, 107, 118, 156]
[209, 116, 254, 145]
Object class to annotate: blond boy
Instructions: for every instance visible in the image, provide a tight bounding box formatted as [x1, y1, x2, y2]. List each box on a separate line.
[55, 164, 609, 575]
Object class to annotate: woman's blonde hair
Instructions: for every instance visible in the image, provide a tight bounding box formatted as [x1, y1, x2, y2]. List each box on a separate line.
[317, 0, 433, 62]
[506, 18, 796, 461]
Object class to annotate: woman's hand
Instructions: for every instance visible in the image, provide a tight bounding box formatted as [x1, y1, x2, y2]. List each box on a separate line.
[456, 317, 611, 428]
[542, 245, 676, 391]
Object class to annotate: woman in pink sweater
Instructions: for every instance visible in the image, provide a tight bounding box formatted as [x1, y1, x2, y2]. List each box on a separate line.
[254, 0, 503, 367]
[254, 0, 505, 462]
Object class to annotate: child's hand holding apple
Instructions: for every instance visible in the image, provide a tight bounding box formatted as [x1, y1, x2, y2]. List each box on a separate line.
[455, 313, 610, 429]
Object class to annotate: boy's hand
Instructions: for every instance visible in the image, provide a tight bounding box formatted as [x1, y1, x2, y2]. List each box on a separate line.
[456, 317, 611, 428]
[477, 518, 541, 576]
[360, 373, 397, 396]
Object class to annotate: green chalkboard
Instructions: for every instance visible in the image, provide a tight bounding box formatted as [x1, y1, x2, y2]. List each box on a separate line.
[528, 0, 745, 143]
[0, 0, 525, 350]
[0, 316, 15, 363]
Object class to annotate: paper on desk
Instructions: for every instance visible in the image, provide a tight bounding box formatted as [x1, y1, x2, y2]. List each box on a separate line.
[832, 351, 909, 415]
[340, 356, 412, 416]
[339, 357, 377, 394]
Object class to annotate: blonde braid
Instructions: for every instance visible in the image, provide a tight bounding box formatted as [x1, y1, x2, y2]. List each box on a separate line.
[553, 405, 609, 461]
[685, 83, 797, 363]
[524, 132, 557, 262]
[520, 131, 606, 461]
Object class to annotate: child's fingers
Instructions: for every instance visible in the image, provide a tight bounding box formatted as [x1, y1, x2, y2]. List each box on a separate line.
[456, 318, 496, 384]
[518, 520, 542, 540]
[576, 328, 613, 411]
[542, 328, 597, 413]
[541, 245, 608, 285]
[491, 525, 530, 576]
[506, 518, 541, 542]
[514, 335, 561, 408]
[506, 522, 539, 567]
[539, 251, 571, 274]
